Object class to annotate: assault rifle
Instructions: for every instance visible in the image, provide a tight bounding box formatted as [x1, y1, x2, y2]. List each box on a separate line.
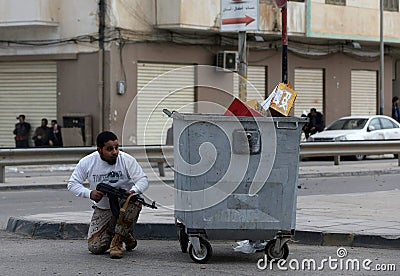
[96, 183, 157, 218]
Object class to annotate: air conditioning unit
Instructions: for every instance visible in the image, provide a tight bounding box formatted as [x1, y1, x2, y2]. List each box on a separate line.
[216, 51, 238, 72]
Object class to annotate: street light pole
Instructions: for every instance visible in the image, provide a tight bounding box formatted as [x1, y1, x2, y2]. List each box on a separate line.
[379, 0, 384, 115]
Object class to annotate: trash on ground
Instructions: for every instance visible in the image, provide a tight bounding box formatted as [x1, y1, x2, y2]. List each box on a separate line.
[233, 240, 267, 254]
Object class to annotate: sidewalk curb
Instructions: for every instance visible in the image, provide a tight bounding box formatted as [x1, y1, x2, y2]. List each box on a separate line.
[0, 184, 68, 191]
[6, 217, 177, 240]
[6, 217, 400, 249]
[295, 231, 400, 249]
[300, 169, 400, 179]
[0, 180, 175, 191]
[2, 170, 400, 191]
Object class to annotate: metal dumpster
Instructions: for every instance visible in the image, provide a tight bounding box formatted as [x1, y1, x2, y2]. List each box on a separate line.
[171, 111, 307, 263]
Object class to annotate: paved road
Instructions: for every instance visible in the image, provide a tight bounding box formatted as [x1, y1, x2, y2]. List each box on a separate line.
[2, 172, 399, 230]
[0, 230, 398, 276]
[3, 159, 400, 249]
[297, 173, 400, 196]
[0, 189, 85, 229]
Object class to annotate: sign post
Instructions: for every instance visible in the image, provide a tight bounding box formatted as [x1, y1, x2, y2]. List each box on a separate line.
[276, 0, 288, 84]
[221, 0, 259, 102]
[238, 31, 247, 102]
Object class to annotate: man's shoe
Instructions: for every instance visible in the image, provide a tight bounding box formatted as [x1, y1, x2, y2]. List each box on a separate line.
[110, 234, 124, 259]
[124, 233, 137, 251]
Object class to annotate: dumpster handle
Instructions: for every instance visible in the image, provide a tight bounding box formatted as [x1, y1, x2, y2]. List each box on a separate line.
[163, 109, 173, 117]
[275, 121, 298, 129]
[163, 109, 184, 120]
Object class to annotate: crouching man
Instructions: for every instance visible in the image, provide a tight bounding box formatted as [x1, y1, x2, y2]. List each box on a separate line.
[67, 131, 148, 258]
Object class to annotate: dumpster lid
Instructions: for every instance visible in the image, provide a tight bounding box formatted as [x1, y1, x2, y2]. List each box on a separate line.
[169, 111, 308, 124]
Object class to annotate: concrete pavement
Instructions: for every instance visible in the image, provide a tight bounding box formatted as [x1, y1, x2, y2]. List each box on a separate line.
[4, 160, 400, 248]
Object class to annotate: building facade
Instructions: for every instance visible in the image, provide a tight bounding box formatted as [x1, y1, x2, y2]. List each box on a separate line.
[0, 0, 399, 147]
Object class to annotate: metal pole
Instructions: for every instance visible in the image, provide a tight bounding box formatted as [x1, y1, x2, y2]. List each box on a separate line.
[99, 0, 105, 50]
[238, 31, 247, 102]
[379, 0, 384, 115]
[282, 4, 288, 84]
[98, 0, 106, 131]
[0, 165, 5, 183]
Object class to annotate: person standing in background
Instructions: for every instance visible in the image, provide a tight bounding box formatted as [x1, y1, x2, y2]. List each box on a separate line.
[32, 118, 51, 147]
[49, 120, 63, 147]
[392, 96, 399, 122]
[13, 114, 31, 148]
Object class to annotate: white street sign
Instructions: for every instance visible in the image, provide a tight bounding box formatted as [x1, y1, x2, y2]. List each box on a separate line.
[220, 0, 259, 32]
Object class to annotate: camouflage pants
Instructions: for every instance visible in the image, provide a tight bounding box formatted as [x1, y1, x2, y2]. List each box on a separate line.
[87, 200, 142, 254]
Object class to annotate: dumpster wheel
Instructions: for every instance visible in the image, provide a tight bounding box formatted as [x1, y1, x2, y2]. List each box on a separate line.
[177, 226, 189, 253]
[265, 239, 289, 262]
[188, 238, 212, 264]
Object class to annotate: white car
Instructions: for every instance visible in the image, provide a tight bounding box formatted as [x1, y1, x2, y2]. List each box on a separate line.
[308, 115, 400, 160]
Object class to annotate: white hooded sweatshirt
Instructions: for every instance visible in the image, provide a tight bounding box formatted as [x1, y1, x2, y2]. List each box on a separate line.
[67, 150, 148, 209]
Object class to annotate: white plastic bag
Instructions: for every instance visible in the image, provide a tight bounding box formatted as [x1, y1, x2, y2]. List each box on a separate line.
[233, 240, 267, 254]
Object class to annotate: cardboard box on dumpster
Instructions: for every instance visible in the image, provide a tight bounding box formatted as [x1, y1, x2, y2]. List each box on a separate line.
[245, 99, 266, 115]
[245, 99, 260, 111]
[265, 83, 297, 117]
[223, 97, 264, 117]
[224, 82, 297, 117]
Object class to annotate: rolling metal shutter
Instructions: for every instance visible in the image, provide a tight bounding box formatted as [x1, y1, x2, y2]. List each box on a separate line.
[137, 63, 195, 145]
[234, 66, 266, 102]
[294, 68, 324, 116]
[0, 61, 57, 148]
[351, 70, 377, 116]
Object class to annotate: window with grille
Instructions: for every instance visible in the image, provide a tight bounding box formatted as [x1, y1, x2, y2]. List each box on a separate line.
[384, 0, 399, 11]
[325, 0, 346, 6]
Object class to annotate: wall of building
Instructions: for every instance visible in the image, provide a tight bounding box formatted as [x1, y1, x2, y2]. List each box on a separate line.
[107, 42, 227, 140]
[57, 52, 100, 145]
[247, 48, 394, 124]
[1, 0, 399, 147]
[110, 0, 156, 32]
[156, 0, 306, 34]
[309, 0, 400, 42]
[103, 42, 394, 137]
[57, 0, 98, 39]
[0, 0, 98, 56]
[293, 54, 392, 124]
[1, 43, 392, 146]
[394, 60, 400, 99]
[156, 0, 220, 30]
[0, 0, 59, 28]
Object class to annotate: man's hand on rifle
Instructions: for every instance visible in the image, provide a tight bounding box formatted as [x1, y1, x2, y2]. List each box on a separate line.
[90, 190, 106, 203]
[95, 183, 157, 209]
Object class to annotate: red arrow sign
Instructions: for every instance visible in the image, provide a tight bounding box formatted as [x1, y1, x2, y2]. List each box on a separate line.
[222, 15, 255, 26]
